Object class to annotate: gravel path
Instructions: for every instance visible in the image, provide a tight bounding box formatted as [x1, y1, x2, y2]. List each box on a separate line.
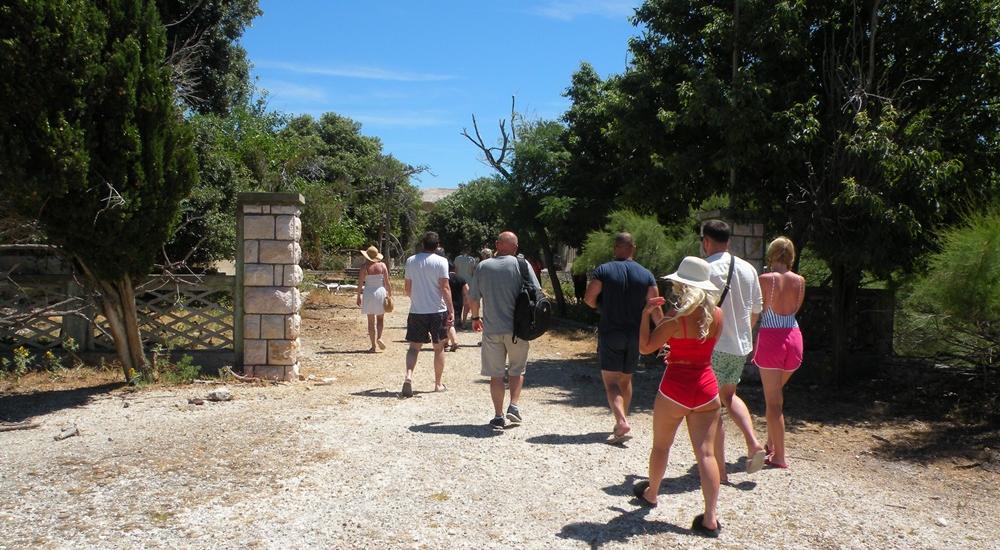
[1, 293, 997, 549]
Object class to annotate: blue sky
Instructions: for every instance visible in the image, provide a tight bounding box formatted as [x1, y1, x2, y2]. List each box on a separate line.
[241, 1, 643, 188]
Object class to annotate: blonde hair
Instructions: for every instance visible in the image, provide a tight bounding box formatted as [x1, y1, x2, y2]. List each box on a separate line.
[767, 236, 796, 268]
[669, 282, 715, 340]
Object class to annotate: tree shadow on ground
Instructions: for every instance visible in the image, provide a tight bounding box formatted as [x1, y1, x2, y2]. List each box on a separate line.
[558, 505, 691, 549]
[408, 421, 500, 439]
[525, 348, 1000, 468]
[525, 432, 612, 445]
[318, 349, 378, 355]
[526, 357, 662, 414]
[0, 382, 123, 423]
[769, 360, 1000, 465]
[352, 389, 435, 399]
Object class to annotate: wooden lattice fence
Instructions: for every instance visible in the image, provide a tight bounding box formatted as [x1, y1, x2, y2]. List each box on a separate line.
[0, 274, 234, 354]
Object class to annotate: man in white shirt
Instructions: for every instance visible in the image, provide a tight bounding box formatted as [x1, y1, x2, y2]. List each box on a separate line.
[453, 249, 478, 327]
[701, 219, 767, 479]
[402, 231, 454, 397]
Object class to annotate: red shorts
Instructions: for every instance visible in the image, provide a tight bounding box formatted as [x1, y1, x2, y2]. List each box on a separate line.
[658, 363, 719, 410]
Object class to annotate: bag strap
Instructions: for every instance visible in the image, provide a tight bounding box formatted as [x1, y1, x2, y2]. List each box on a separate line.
[516, 257, 534, 290]
[717, 253, 736, 307]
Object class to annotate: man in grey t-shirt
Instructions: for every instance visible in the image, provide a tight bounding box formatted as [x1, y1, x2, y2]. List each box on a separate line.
[469, 231, 540, 432]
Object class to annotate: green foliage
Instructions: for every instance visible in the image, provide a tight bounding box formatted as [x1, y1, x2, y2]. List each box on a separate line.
[167, 101, 422, 268]
[573, 210, 696, 277]
[160, 354, 201, 384]
[426, 176, 513, 255]
[3, 346, 32, 378]
[0, 0, 199, 281]
[154, 0, 261, 114]
[899, 208, 1000, 367]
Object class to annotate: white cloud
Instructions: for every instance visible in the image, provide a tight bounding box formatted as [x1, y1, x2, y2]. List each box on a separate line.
[531, 0, 637, 21]
[256, 61, 456, 82]
[262, 81, 328, 103]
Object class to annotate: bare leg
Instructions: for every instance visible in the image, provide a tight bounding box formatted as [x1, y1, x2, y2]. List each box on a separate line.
[718, 384, 764, 477]
[713, 414, 728, 483]
[643, 394, 686, 505]
[601, 370, 632, 436]
[490, 377, 506, 416]
[366, 315, 377, 351]
[508, 374, 523, 407]
[760, 369, 794, 465]
[405, 342, 421, 382]
[432, 341, 446, 390]
[447, 326, 458, 347]
[376, 315, 385, 349]
[687, 403, 722, 530]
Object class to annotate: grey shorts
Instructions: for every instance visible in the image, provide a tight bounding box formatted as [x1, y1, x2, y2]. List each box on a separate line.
[712, 350, 747, 386]
[480, 333, 529, 378]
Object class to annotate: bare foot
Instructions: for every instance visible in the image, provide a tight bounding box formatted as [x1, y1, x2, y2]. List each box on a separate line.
[434, 384, 447, 392]
[367, 347, 377, 353]
[376, 339, 386, 350]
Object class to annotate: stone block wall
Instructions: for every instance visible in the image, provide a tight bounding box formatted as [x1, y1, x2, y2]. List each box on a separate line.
[235, 193, 304, 381]
[698, 209, 766, 272]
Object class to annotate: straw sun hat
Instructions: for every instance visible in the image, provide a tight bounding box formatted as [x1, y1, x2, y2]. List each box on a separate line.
[661, 256, 720, 292]
[360, 245, 383, 262]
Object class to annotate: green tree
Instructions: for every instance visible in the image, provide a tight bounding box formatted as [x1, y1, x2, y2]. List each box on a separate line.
[426, 176, 514, 255]
[574, 210, 699, 277]
[904, 207, 1000, 369]
[155, 0, 261, 114]
[572, 0, 1000, 378]
[0, 0, 198, 380]
[462, 105, 574, 313]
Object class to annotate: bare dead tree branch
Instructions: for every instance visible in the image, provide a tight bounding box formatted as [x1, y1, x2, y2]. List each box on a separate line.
[461, 96, 518, 182]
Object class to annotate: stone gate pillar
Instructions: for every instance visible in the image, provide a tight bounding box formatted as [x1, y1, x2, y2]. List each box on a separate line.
[234, 193, 304, 381]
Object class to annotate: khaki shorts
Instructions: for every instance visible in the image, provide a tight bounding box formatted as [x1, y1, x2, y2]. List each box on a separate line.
[711, 350, 747, 386]
[480, 333, 529, 378]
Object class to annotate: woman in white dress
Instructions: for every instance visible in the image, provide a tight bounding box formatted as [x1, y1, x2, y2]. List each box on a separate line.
[357, 246, 392, 352]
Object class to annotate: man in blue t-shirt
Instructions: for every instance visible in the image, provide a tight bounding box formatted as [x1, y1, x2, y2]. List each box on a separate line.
[584, 232, 663, 444]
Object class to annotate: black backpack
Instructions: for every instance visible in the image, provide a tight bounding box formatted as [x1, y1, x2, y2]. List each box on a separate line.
[512, 258, 552, 342]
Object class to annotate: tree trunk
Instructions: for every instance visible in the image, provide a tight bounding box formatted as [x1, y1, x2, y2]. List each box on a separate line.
[78, 261, 149, 381]
[830, 261, 860, 385]
[534, 225, 567, 316]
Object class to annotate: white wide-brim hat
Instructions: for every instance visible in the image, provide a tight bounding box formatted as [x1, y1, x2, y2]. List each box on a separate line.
[661, 256, 719, 292]
[360, 245, 383, 262]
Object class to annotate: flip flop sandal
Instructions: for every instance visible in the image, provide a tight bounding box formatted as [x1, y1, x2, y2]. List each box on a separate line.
[747, 449, 766, 474]
[377, 339, 386, 350]
[401, 380, 413, 398]
[764, 457, 789, 469]
[606, 432, 633, 445]
[691, 514, 722, 538]
[632, 481, 657, 508]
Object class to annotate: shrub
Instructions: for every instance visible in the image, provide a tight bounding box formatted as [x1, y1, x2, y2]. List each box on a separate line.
[160, 354, 201, 385]
[573, 210, 697, 277]
[899, 207, 1000, 368]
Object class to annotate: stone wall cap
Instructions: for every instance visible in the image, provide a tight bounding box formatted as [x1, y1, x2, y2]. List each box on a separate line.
[238, 192, 305, 206]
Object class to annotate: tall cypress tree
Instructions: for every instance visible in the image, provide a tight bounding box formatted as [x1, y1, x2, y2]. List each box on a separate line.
[0, 0, 198, 380]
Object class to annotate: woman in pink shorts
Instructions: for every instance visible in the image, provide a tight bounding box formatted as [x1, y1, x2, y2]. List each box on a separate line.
[753, 237, 805, 469]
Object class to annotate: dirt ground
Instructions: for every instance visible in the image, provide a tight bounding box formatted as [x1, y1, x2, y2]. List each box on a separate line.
[1, 292, 998, 549]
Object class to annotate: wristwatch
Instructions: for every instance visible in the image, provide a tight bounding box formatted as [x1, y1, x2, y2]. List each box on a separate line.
[471, 316, 481, 321]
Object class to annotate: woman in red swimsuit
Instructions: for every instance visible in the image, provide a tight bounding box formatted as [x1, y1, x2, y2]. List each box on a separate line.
[634, 256, 724, 537]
